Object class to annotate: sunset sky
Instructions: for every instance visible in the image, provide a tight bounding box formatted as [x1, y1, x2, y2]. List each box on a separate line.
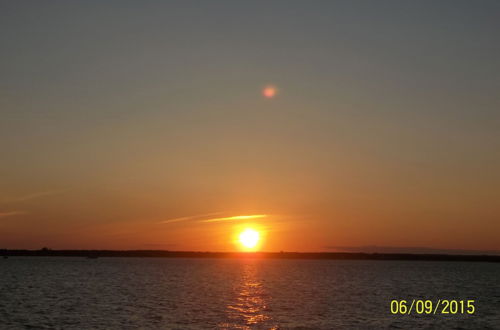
[1, 1, 499, 252]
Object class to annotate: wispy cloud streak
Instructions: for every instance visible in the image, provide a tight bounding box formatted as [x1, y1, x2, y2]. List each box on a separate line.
[0, 211, 27, 219]
[1, 189, 65, 204]
[158, 212, 224, 224]
[201, 214, 268, 223]
[158, 213, 269, 224]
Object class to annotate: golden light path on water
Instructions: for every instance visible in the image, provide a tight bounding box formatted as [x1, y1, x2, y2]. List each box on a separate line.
[219, 262, 278, 329]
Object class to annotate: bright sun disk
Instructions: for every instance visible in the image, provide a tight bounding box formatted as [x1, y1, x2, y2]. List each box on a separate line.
[239, 229, 260, 249]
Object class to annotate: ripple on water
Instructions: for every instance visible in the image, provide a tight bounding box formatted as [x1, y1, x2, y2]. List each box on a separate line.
[0, 258, 498, 329]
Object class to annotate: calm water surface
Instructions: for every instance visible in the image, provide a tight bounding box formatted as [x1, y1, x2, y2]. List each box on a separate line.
[0, 257, 498, 329]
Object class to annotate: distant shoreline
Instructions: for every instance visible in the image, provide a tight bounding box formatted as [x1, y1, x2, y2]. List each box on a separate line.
[1, 250, 499, 262]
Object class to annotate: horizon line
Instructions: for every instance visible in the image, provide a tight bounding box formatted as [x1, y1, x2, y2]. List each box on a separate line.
[1, 248, 499, 257]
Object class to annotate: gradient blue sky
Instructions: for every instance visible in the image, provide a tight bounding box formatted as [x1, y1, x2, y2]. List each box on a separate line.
[1, 1, 499, 251]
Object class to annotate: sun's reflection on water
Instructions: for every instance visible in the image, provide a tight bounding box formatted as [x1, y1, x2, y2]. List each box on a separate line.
[219, 261, 277, 329]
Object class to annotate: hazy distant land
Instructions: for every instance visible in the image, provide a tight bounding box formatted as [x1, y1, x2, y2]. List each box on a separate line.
[1, 249, 499, 262]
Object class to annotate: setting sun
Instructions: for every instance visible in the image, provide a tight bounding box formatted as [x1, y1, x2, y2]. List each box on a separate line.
[239, 229, 260, 249]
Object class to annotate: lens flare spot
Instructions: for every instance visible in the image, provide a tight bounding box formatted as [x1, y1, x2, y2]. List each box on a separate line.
[262, 85, 277, 98]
